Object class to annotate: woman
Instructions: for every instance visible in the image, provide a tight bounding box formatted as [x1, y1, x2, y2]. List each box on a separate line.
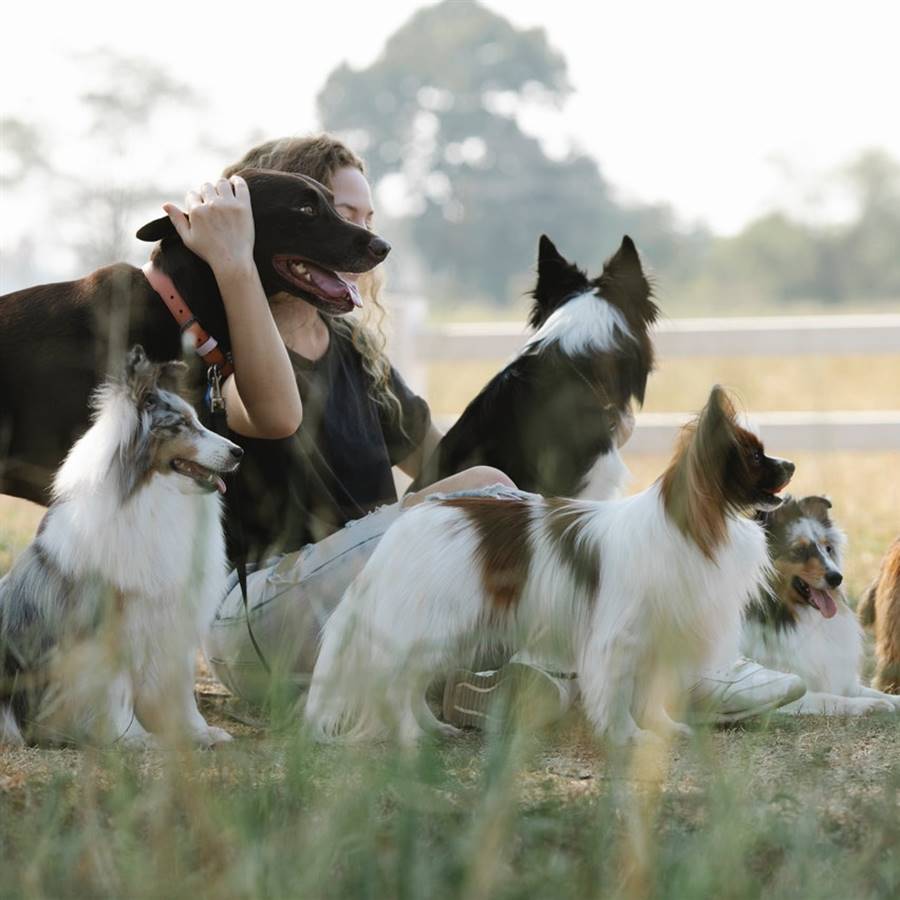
[162, 135, 515, 704]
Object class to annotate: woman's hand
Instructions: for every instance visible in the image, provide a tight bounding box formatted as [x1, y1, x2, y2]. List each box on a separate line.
[162, 176, 255, 276]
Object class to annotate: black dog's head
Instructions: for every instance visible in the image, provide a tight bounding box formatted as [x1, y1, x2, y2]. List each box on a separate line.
[528, 235, 658, 335]
[137, 169, 390, 315]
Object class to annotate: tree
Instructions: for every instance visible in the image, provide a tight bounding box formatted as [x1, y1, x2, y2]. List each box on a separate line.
[317, 0, 698, 306]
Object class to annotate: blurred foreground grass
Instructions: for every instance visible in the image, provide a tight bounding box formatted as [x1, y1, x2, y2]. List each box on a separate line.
[1, 698, 898, 900]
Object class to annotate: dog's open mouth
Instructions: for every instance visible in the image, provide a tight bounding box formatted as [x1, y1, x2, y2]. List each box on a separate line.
[756, 479, 793, 512]
[172, 458, 227, 495]
[273, 256, 362, 314]
[791, 575, 837, 618]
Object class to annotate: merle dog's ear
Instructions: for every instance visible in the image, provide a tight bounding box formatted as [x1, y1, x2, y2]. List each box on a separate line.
[799, 495, 833, 522]
[125, 345, 159, 403]
[157, 360, 188, 392]
[136, 215, 179, 242]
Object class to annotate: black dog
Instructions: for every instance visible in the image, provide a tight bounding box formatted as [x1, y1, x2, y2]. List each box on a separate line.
[0, 169, 389, 504]
[410, 235, 658, 499]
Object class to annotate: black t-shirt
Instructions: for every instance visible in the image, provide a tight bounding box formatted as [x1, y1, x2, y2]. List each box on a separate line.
[221, 323, 430, 564]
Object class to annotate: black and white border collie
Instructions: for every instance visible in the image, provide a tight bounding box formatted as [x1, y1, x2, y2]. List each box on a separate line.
[0, 347, 241, 747]
[410, 235, 659, 501]
[742, 496, 900, 715]
[307, 386, 793, 745]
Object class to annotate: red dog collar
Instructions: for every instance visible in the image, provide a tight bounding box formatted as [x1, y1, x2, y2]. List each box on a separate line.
[142, 261, 234, 379]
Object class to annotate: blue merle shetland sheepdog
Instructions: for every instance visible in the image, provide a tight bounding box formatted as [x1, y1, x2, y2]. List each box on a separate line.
[0, 347, 242, 747]
[410, 235, 659, 500]
[742, 496, 900, 715]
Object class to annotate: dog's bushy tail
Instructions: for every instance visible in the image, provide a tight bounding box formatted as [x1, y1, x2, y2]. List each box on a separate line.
[858, 580, 877, 629]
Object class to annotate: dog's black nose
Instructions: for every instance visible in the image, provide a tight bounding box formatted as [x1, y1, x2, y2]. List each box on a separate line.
[230, 446, 244, 460]
[367, 237, 391, 261]
[826, 571, 843, 588]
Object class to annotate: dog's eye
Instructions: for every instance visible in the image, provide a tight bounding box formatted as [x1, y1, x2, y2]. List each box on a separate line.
[825, 544, 833, 556]
[299, 205, 316, 216]
[752, 449, 763, 464]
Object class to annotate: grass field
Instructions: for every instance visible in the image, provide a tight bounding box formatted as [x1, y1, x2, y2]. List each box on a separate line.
[2, 352, 899, 899]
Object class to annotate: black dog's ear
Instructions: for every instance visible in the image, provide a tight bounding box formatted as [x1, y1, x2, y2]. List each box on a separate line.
[604, 235, 644, 278]
[537, 234, 567, 268]
[529, 234, 587, 330]
[136, 215, 179, 242]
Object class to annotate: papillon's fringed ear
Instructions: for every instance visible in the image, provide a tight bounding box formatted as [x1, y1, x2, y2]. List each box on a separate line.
[136, 215, 179, 242]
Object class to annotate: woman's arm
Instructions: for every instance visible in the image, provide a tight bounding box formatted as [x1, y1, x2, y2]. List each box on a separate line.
[162, 176, 301, 439]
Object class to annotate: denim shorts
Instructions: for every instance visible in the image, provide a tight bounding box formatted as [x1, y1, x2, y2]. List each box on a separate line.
[205, 483, 526, 704]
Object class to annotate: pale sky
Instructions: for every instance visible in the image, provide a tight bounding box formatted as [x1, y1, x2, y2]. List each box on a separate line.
[2, 0, 899, 237]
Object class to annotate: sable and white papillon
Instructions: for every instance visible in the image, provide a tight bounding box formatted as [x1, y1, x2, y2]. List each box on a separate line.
[742, 497, 900, 715]
[410, 234, 659, 501]
[0, 346, 241, 747]
[306, 385, 794, 745]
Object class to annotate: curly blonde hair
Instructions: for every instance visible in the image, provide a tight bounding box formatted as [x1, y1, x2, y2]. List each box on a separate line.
[223, 135, 403, 425]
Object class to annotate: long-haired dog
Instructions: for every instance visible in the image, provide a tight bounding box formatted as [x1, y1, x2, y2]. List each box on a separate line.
[409, 235, 658, 501]
[742, 498, 899, 714]
[858, 536, 900, 695]
[0, 346, 242, 747]
[306, 386, 793, 745]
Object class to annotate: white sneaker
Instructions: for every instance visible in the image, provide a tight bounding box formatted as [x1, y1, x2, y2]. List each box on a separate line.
[688, 657, 807, 724]
[442, 662, 577, 730]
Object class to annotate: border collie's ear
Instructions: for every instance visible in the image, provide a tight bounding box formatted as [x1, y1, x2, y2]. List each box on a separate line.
[529, 234, 587, 329]
[604, 235, 643, 277]
[136, 216, 178, 242]
[537, 234, 567, 267]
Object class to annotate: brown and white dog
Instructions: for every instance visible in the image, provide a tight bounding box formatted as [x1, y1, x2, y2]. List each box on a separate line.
[858, 536, 900, 694]
[742, 497, 900, 714]
[0, 347, 241, 747]
[306, 386, 793, 745]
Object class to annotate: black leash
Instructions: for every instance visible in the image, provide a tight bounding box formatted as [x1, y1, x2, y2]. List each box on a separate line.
[208, 365, 271, 676]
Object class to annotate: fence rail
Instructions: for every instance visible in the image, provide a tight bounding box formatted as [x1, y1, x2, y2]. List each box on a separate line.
[388, 306, 900, 454]
[415, 312, 900, 361]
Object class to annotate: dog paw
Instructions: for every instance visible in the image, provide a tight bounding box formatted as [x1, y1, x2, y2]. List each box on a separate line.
[193, 725, 234, 748]
[118, 732, 160, 750]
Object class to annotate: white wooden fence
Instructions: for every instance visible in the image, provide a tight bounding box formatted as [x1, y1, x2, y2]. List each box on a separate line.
[388, 306, 900, 453]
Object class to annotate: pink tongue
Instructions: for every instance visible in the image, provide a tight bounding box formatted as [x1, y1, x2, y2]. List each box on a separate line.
[308, 265, 363, 308]
[215, 476, 227, 495]
[810, 588, 837, 618]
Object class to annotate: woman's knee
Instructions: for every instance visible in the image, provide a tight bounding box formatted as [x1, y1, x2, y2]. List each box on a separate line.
[458, 466, 515, 490]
